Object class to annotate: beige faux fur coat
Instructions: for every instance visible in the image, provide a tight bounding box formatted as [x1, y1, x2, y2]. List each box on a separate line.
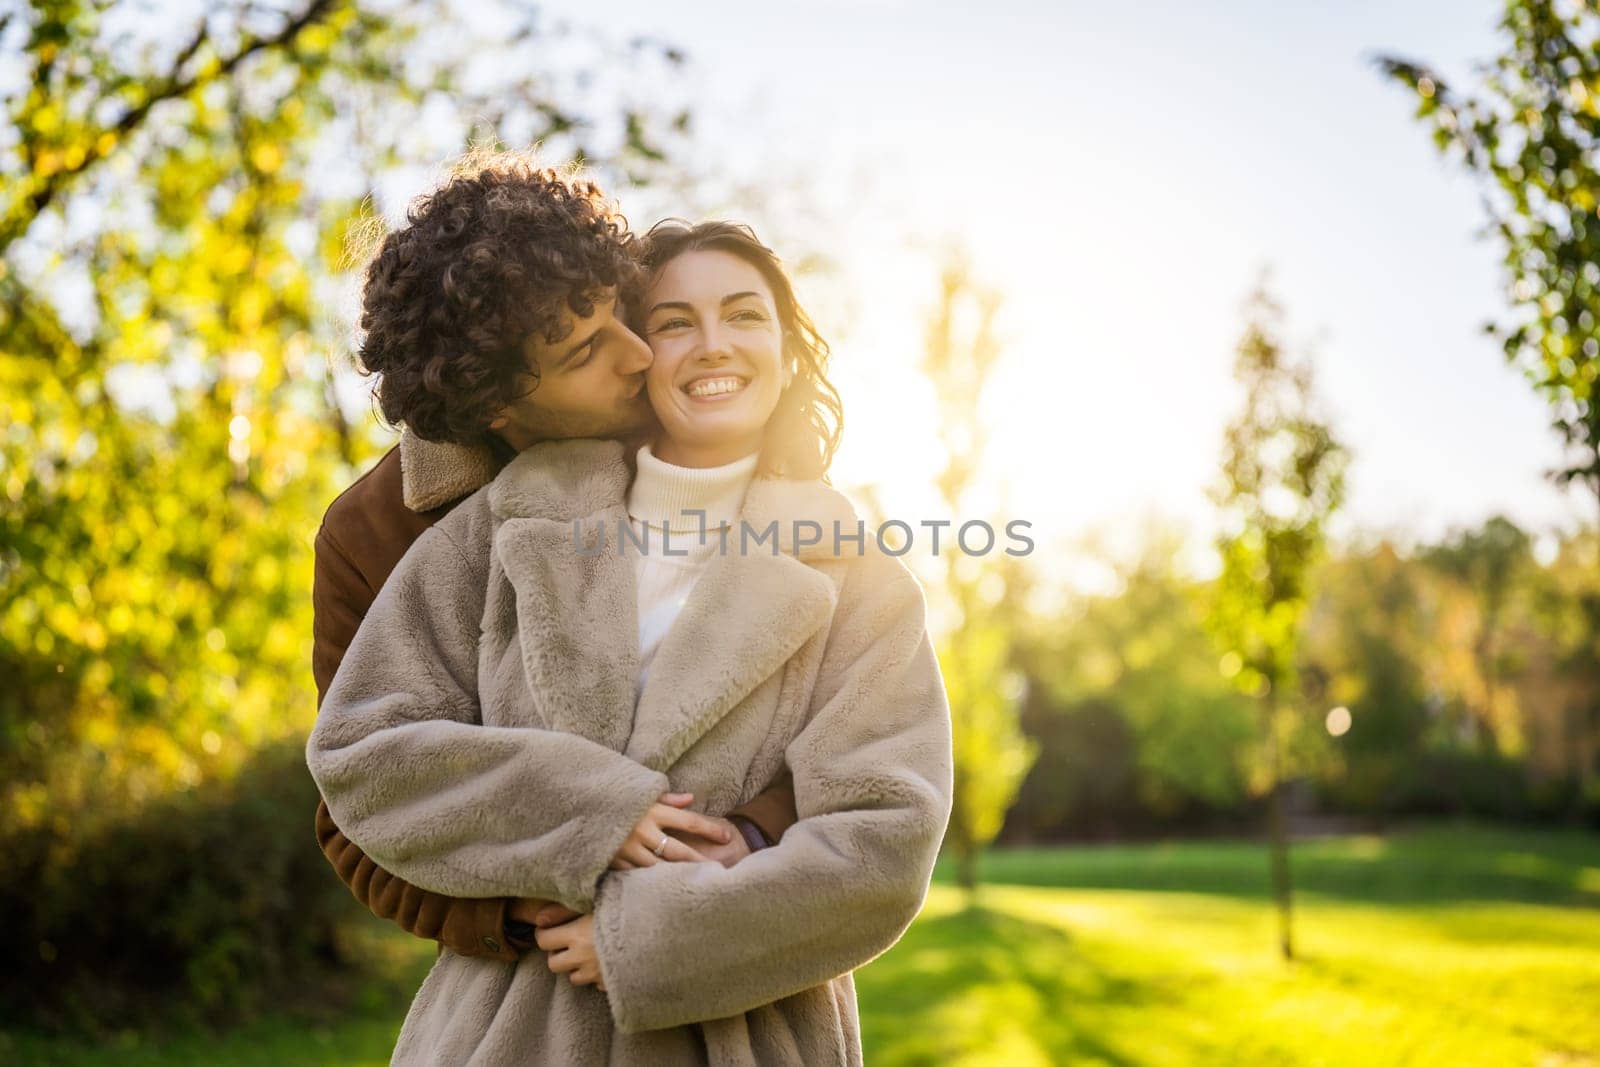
[306, 437, 953, 1066]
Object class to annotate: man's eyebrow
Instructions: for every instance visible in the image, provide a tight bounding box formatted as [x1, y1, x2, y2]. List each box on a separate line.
[647, 292, 767, 317]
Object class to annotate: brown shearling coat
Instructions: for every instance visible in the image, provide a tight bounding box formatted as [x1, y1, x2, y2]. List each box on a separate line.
[306, 438, 953, 1065]
[311, 432, 798, 962]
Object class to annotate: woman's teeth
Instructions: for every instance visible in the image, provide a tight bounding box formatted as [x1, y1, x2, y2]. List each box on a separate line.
[685, 376, 747, 398]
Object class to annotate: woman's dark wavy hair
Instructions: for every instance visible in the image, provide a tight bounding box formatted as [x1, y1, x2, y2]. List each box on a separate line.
[632, 220, 844, 481]
[354, 150, 639, 443]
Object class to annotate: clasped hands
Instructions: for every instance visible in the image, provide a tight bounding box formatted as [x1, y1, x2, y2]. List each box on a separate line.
[515, 791, 746, 992]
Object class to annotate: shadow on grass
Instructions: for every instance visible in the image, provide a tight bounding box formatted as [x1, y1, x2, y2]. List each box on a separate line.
[857, 903, 1163, 1066]
[943, 823, 1600, 910]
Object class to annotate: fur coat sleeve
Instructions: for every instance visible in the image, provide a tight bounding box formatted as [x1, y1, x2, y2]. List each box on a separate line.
[304, 518, 670, 912]
[590, 548, 954, 1033]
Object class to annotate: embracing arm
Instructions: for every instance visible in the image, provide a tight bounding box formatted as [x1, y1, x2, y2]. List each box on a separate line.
[590, 552, 954, 1032]
[311, 521, 525, 960]
[314, 795, 530, 959]
[309, 520, 799, 954]
[306, 521, 671, 913]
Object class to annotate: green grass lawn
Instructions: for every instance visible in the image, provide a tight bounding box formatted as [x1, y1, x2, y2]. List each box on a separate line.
[7, 822, 1598, 1066]
[861, 823, 1600, 1065]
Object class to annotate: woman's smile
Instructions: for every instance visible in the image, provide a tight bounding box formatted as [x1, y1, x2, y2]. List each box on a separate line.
[683, 374, 750, 400]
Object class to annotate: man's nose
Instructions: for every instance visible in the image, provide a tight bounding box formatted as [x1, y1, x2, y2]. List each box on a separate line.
[617, 325, 652, 374]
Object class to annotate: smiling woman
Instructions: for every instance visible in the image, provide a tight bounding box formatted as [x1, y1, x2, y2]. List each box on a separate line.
[642, 252, 789, 468]
[633, 219, 844, 479]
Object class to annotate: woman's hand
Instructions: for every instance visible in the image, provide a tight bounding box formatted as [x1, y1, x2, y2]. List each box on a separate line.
[535, 913, 606, 991]
[609, 791, 731, 869]
[670, 819, 753, 868]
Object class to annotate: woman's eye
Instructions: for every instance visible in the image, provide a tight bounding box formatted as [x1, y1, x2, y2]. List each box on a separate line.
[731, 310, 766, 323]
[651, 318, 690, 332]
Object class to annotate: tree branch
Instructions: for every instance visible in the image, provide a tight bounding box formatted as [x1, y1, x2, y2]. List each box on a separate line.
[3, 0, 340, 256]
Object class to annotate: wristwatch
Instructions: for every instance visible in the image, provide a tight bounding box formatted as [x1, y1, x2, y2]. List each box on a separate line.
[727, 813, 772, 853]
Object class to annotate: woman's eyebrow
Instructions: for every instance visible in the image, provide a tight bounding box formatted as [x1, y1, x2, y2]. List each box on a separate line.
[647, 291, 768, 317]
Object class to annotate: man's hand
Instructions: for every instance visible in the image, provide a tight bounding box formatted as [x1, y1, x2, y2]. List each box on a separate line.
[506, 896, 556, 948]
[668, 816, 753, 868]
[530, 900, 581, 929]
[535, 913, 605, 990]
[610, 791, 730, 869]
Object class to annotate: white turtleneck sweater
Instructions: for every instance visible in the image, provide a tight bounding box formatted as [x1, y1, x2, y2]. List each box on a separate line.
[625, 443, 759, 691]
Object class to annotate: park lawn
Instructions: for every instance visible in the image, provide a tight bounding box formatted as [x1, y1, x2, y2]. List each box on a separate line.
[859, 822, 1600, 1066]
[6, 822, 1597, 1066]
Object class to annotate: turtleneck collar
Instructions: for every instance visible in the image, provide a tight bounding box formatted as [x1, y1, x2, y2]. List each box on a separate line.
[626, 442, 760, 534]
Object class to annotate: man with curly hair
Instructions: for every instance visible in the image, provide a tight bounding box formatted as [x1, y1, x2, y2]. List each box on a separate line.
[310, 151, 798, 968]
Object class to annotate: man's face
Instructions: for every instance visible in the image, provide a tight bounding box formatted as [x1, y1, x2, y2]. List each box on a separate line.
[489, 290, 657, 446]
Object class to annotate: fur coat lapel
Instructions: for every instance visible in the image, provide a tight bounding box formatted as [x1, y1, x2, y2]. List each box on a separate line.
[487, 438, 860, 769]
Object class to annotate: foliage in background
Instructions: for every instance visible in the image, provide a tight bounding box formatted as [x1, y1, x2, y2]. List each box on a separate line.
[1380, 1, 1600, 528]
[1531, 529, 1600, 801]
[1006, 528, 1258, 842]
[919, 252, 1036, 896]
[1000, 515, 1600, 846]
[1380, 0, 1600, 797]
[0, 0, 690, 1027]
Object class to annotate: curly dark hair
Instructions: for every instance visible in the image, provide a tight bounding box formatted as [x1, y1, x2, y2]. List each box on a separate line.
[632, 220, 845, 480]
[355, 150, 639, 443]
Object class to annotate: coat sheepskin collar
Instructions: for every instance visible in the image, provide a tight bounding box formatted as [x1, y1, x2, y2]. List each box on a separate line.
[398, 429, 500, 513]
[485, 438, 863, 561]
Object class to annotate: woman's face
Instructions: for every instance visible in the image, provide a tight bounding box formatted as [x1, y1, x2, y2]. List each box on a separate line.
[641, 249, 788, 468]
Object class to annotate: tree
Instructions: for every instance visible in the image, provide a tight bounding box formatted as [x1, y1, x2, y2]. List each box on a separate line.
[0, 0, 692, 1020]
[1530, 528, 1600, 800]
[1379, 2, 1600, 554]
[1, 0, 690, 822]
[1423, 516, 1534, 750]
[1379, 0, 1600, 796]
[1207, 282, 1347, 961]
[920, 251, 1036, 898]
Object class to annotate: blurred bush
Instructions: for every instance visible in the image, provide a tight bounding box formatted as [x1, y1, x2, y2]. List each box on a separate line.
[0, 739, 355, 1031]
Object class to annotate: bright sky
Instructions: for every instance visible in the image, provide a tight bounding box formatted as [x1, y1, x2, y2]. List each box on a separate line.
[536, 2, 1592, 577]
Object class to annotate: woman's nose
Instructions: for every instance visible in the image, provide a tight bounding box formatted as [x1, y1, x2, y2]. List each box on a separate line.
[697, 323, 734, 361]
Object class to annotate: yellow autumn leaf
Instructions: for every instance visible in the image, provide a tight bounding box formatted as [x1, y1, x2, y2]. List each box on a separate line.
[250, 142, 284, 174]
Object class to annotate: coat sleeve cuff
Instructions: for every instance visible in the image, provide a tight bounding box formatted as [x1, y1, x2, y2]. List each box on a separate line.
[725, 772, 796, 846]
[439, 896, 519, 962]
[591, 873, 642, 1032]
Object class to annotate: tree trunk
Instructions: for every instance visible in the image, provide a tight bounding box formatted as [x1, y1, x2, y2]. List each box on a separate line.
[1264, 694, 1296, 961]
[1590, 481, 1600, 798]
[957, 839, 979, 901]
